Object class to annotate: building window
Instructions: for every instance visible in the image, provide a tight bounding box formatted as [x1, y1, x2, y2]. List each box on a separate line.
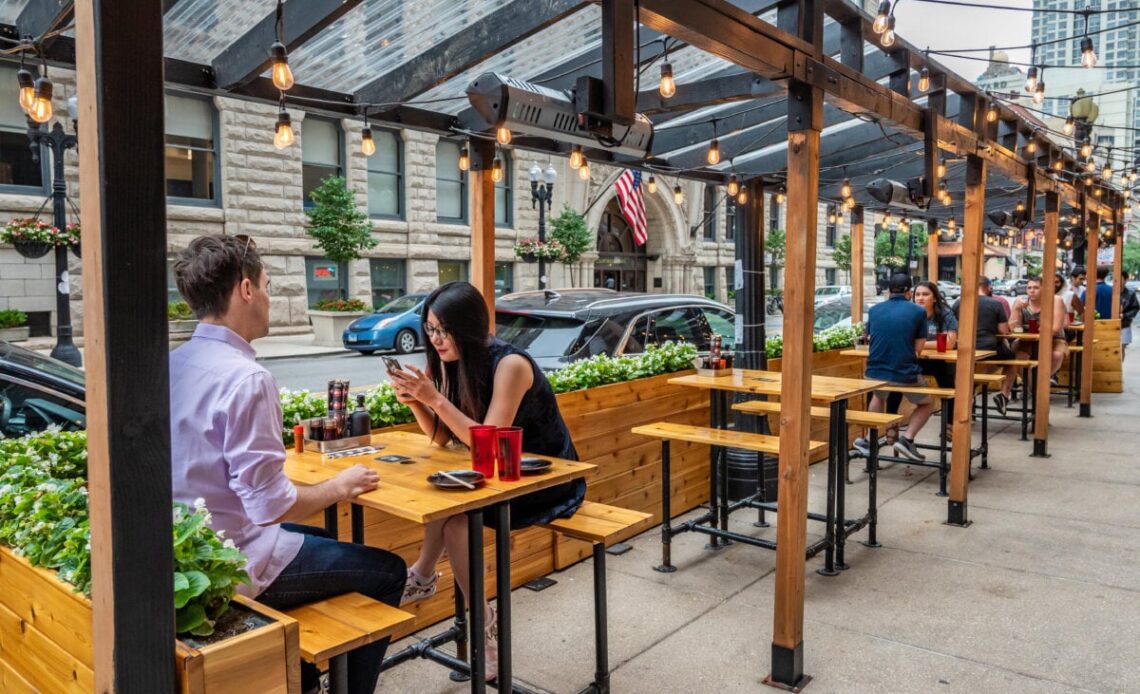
[495, 156, 512, 227]
[702, 185, 717, 240]
[825, 268, 837, 286]
[768, 196, 780, 230]
[726, 198, 738, 241]
[703, 266, 716, 299]
[305, 257, 348, 307]
[302, 118, 343, 207]
[165, 93, 218, 203]
[369, 258, 406, 309]
[436, 140, 467, 223]
[494, 262, 514, 297]
[826, 215, 837, 247]
[0, 67, 45, 191]
[438, 260, 468, 285]
[367, 129, 402, 219]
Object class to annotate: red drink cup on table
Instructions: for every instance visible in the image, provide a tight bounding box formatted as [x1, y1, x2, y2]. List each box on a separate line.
[469, 425, 498, 477]
[496, 427, 523, 482]
[936, 332, 948, 353]
[1028, 318, 1039, 334]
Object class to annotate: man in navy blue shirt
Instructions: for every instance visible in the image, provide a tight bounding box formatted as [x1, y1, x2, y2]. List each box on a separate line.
[1081, 265, 1113, 319]
[856, 273, 932, 461]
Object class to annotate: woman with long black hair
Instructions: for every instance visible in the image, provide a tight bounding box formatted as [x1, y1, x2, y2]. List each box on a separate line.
[387, 281, 584, 680]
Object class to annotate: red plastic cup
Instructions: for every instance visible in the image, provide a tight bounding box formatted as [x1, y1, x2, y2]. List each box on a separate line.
[936, 332, 948, 353]
[1068, 311, 1075, 324]
[469, 425, 498, 478]
[496, 427, 523, 482]
[1028, 318, 1040, 334]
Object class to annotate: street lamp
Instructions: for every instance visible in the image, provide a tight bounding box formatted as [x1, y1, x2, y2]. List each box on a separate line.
[25, 94, 81, 366]
[529, 161, 557, 289]
[1069, 88, 1099, 158]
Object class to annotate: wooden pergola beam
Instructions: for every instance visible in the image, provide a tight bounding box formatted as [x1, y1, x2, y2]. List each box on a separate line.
[851, 205, 865, 323]
[354, 0, 588, 107]
[212, 0, 365, 91]
[469, 140, 497, 324]
[1033, 191, 1060, 457]
[638, 71, 783, 115]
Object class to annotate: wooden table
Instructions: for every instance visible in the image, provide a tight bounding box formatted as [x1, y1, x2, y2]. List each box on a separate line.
[285, 430, 594, 693]
[667, 369, 884, 574]
[839, 347, 996, 361]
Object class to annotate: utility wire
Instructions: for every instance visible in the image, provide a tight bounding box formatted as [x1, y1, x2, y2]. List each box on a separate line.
[908, 0, 1139, 14]
[931, 17, 1140, 53]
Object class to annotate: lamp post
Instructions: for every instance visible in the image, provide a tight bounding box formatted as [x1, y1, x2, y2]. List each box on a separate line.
[26, 95, 81, 367]
[1069, 88, 1099, 162]
[529, 161, 557, 289]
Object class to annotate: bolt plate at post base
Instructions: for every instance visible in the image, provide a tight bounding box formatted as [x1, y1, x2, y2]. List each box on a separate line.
[765, 642, 809, 692]
[1079, 403, 1091, 417]
[945, 500, 972, 527]
[1031, 439, 1050, 458]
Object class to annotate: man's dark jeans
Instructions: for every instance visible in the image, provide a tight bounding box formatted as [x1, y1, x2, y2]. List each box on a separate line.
[258, 524, 406, 694]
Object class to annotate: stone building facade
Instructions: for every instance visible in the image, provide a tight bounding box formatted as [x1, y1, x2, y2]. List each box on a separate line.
[0, 66, 875, 339]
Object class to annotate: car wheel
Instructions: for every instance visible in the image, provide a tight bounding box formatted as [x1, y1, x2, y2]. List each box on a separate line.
[359, 350, 375, 356]
[395, 329, 417, 354]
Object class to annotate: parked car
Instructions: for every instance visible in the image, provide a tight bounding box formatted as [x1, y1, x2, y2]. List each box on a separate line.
[494, 289, 736, 372]
[342, 293, 427, 355]
[991, 279, 1015, 297]
[1007, 278, 1029, 295]
[0, 341, 86, 438]
[936, 281, 961, 300]
[814, 285, 851, 305]
[813, 296, 868, 332]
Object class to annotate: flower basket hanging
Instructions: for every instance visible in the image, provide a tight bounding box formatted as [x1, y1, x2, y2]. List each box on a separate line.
[12, 238, 53, 258]
[2, 217, 77, 259]
[513, 238, 567, 263]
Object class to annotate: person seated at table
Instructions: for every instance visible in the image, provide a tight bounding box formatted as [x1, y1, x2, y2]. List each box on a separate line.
[169, 234, 406, 694]
[953, 277, 1015, 415]
[1007, 275, 1068, 392]
[854, 273, 932, 462]
[387, 281, 584, 681]
[914, 281, 958, 438]
[985, 275, 1012, 319]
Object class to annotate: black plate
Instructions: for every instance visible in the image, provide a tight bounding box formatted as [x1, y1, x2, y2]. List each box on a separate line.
[520, 457, 552, 475]
[427, 470, 486, 490]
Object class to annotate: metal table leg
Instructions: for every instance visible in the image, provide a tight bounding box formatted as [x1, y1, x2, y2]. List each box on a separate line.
[980, 385, 990, 469]
[351, 504, 364, 544]
[833, 400, 849, 570]
[862, 427, 881, 548]
[466, 509, 486, 693]
[323, 504, 338, 538]
[937, 401, 949, 497]
[817, 403, 840, 577]
[495, 503, 512, 690]
[329, 653, 348, 694]
[655, 441, 676, 573]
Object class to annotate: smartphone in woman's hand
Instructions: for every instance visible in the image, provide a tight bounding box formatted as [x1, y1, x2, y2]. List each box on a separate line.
[382, 355, 403, 373]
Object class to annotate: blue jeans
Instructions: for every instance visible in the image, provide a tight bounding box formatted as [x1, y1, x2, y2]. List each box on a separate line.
[258, 524, 407, 694]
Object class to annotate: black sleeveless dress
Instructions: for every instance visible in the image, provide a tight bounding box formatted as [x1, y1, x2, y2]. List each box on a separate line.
[485, 337, 585, 529]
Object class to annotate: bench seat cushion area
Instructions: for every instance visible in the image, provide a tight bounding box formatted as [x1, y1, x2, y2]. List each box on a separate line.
[284, 592, 415, 667]
[539, 501, 654, 546]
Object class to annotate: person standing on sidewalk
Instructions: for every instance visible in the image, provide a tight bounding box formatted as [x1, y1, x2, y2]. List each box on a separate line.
[169, 234, 406, 694]
[855, 273, 933, 462]
[1121, 270, 1140, 358]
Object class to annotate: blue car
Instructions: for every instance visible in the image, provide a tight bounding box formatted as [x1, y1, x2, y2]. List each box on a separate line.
[342, 293, 426, 355]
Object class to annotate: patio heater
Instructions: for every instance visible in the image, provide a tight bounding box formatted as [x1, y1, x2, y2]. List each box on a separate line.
[26, 95, 81, 367]
[529, 162, 557, 289]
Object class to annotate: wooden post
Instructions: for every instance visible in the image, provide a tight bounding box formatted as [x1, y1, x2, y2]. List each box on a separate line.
[469, 140, 497, 326]
[1033, 191, 1060, 457]
[850, 205, 864, 325]
[768, 79, 821, 691]
[75, 0, 176, 689]
[927, 219, 939, 282]
[947, 154, 986, 527]
[1079, 209, 1097, 417]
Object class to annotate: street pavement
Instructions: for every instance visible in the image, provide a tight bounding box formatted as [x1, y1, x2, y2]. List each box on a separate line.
[263, 349, 427, 392]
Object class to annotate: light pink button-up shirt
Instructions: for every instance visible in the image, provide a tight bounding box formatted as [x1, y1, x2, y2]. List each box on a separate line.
[170, 323, 303, 597]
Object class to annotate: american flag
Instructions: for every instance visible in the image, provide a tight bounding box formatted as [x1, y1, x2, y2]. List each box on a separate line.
[614, 169, 648, 246]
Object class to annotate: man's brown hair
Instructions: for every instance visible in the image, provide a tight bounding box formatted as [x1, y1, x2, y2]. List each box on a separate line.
[173, 235, 263, 318]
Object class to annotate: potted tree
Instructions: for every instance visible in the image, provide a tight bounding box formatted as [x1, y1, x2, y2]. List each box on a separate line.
[304, 177, 376, 346]
[549, 206, 593, 287]
[0, 309, 29, 342]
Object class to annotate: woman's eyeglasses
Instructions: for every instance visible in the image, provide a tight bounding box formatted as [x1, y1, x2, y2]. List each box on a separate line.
[423, 323, 449, 340]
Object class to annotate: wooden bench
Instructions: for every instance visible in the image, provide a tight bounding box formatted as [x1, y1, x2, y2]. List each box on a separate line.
[539, 502, 654, 694]
[981, 359, 1038, 439]
[284, 592, 415, 694]
[630, 421, 826, 456]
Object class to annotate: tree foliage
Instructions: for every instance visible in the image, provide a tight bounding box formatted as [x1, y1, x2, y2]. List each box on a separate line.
[765, 228, 786, 289]
[305, 176, 376, 264]
[1123, 239, 1140, 276]
[548, 205, 592, 265]
[832, 234, 853, 283]
[873, 223, 928, 268]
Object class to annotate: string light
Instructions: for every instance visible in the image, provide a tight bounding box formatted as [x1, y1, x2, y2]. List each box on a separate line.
[707, 138, 721, 165]
[270, 42, 295, 91]
[883, 210, 893, 225]
[948, 218, 956, 230]
[1033, 80, 1045, 105]
[727, 174, 740, 197]
[1024, 65, 1038, 93]
[569, 145, 583, 170]
[939, 180, 950, 205]
[775, 186, 786, 204]
[16, 67, 34, 112]
[1052, 157, 1063, 172]
[1086, 157, 1097, 173]
[840, 177, 852, 199]
[361, 125, 376, 157]
[659, 47, 676, 99]
[936, 159, 946, 179]
[1093, 185, 1102, 198]
[737, 189, 748, 205]
[828, 205, 838, 225]
[578, 159, 591, 181]
[881, 16, 897, 47]
[273, 103, 294, 149]
[844, 195, 856, 210]
[491, 155, 504, 183]
[647, 175, 656, 194]
[1080, 36, 1097, 68]
[918, 67, 930, 92]
[1015, 200, 1025, 213]
[985, 102, 998, 123]
[1080, 140, 1093, 158]
[29, 73, 52, 124]
[458, 146, 470, 172]
[1025, 137, 1037, 155]
[1102, 161, 1112, 180]
[673, 185, 684, 205]
[496, 126, 512, 145]
[1063, 116, 1075, 136]
[873, 0, 891, 34]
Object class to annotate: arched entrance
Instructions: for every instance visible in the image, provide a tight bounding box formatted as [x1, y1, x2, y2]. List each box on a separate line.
[594, 198, 647, 292]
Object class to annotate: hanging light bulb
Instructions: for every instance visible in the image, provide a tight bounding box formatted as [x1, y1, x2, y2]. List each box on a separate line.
[1086, 157, 1097, 173]
[361, 126, 376, 157]
[707, 138, 721, 165]
[828, 206, 838, 225]
[1033, 81, 1045, 105]
[872, 0, 891, 34]
[491, 156, 504, 183]
[647, 175, 657, 195]
[844, 195, 856, 210]
[737, 189, 748, 205]
[568, 145, 583, 170]
[273, 107, 294, 149]
[659, 62, 676, 99]
[673, 185, 684, 205]
[985, 102, 998, 123]
[578, 160, 591, 181]
[899, 215, 909, 229]
[840, 177, 852, 199]
[1080, 36, 1097, 68]
[1063, 116, 1075, 136]
[29, 75, 52, 124]
[1015, 200, 1025, 213]
[1024, 65, 1038, 93]
[948, 218, 956, 230]
[1093, 185, 1102, 198]
[727, 175, 740, 197]
[881, 16, 896, 47]
[883, 210, 893, 225]
[270, 42, 295, 91]
[1080, 140, 1093, 158]
[918, 67, 930, 92]
[1103, 161, 1112, 180]
[458, 146, 470, 172]
[1025, 138, 1037, 155]
[496, 126, 512, 145]
[1125, 188, 1133, 199]
[16, 67, 35, 113]
[1052, 157, 1063, 172]
[775, 186, 786, 205]
[936, 159, 946, 179]
[939, 180, 950, 205]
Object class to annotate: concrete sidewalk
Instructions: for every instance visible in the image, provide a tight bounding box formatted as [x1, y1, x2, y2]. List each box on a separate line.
[22, 329, 347, 363]
[380, 356, 1140, 693]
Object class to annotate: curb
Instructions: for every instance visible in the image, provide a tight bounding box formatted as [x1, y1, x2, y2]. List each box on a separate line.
[256, 348, 356, 361]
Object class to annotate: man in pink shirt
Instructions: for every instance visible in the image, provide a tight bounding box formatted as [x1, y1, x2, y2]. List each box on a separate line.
[170, 235, 404, 694]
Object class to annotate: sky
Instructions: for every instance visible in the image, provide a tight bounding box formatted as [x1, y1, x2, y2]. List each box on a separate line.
[889, 0, 1035, 82]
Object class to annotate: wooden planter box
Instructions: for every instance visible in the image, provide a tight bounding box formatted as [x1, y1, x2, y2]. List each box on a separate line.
[1055, 319, 1122, 394]
[0, 546, 299, 693]
[0, 326, 29, 342]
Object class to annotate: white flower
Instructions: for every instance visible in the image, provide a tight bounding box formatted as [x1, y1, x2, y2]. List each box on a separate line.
[173, 506, 184, 523]
[193, 497, 206, 510]
[223, 539, 236, 550]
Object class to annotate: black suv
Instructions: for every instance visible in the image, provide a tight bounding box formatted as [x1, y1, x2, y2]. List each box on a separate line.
[0, 341, 86, 437]
[494, 289, 736, 372]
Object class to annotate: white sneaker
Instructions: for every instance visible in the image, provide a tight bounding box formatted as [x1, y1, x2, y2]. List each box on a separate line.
[400, 568, 439, 605]
[852, 437, 871, 457]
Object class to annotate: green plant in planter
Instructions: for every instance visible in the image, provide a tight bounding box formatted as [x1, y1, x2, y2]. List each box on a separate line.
[173, 500, 250, 636]
[546, 341, 698, 394]
[1, 217, 62, 245]
[168, 301, 194, 320]
[0, 308, 28, 329]
[305, 176, 377, 263]
[280, 388, 328, 445]
[364, 383, 415, 429]
[764, 322, 864, 359]
[314, 298, 370, 312]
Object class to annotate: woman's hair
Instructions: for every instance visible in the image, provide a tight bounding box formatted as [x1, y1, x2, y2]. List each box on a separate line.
[914, 280, 952, 332]
[421, 281, 492, 442]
